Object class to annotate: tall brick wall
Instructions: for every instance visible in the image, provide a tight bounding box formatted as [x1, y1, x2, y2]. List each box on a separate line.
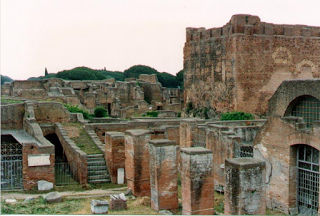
[184, 14, 320, 115]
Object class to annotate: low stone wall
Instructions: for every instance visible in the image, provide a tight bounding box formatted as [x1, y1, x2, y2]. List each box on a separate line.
[1, 103, 25, 130]
[55, 123, 88, 184]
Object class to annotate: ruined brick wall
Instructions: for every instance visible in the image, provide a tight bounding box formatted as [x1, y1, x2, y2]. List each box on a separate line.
[22, 143, 55, 190]
[1, 103, 25, 129]
[33, 102, 70, 124]
[184, 14, 320, 115]
[138, 74, 158, 84]
[268, 79, 320, 117]
[253, 117, 320, 213]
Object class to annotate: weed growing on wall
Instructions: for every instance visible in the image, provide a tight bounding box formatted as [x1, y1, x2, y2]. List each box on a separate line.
[220, 111, 254, 121]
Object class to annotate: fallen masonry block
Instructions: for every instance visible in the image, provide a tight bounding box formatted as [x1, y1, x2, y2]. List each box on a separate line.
[5, 199, 17, 204]
[91, 200, 109, 214]
[109, 193, 127, 211]
[38, 180, 53, 191]
[42, 191, 63, 204]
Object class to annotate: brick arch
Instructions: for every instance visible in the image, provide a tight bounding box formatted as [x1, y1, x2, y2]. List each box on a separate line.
[268, 80, 320, 117]
[287, 133, 320, 152]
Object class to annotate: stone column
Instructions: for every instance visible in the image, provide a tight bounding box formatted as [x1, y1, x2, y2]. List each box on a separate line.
[180, 147, 214, 215]
[224, 158, 266, 215]
[105, 131, 125, 184]
[125, 129, 151, 197]
[149, 139, 178, 212]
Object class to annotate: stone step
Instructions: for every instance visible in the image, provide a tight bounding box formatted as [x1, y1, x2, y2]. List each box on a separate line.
[88, 174, 109, 180]
[87, 154, 104, 158]
[88, 170, 109, 175]
[88, 161, 106, 166]
[88, 166, 108, 171]
[221, 131, 235, 136]
[88, 179, 110, 183]
[87, 158, 105, 162]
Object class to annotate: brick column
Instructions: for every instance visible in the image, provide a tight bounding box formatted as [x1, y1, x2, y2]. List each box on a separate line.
[105, 131, 125, 184]
[180, 147, 214, 215]
[125, 129, 151, 197]
[149, 139, 178, 212]
[224, 158, 266, 215]
[180, 119, 205, 148]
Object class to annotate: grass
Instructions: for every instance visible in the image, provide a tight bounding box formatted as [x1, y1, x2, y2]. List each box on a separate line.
[214, 191, 224, 214]
[62, 123, 102, 155]
[1, 197, 85, 214]
[1, 98, 24, 104]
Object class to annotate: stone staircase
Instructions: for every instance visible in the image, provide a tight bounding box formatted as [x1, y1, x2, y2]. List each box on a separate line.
[87, 154, 110, 183]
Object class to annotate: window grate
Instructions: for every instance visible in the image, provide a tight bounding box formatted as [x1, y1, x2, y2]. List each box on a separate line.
[297, 145, 320, 215]
[291, 96, 320, 127]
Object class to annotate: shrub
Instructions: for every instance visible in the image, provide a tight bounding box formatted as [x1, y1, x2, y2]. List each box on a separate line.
[64, 104, 90, 119]
[185, 101, 194, 114]
[94, 106, 108, 117]
[146, 111, 158, 117]
[220, 111, 255, 121]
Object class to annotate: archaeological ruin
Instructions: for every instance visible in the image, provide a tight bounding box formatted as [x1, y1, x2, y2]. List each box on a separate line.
[1, 14, 320, 215]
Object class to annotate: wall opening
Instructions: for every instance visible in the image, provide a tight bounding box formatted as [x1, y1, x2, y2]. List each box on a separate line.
[297, 145, 319, 215]
[284, 95, 320, 127]
[1, 135, 23, 190]
[45, 134, 77, 185]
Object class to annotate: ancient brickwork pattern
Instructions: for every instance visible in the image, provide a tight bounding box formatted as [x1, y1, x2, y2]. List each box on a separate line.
[184, 14, 320, 114]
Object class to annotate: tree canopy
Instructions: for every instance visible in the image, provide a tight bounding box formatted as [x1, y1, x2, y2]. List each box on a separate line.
[27, 65, 183, 88]
[1, 75, 14, 85]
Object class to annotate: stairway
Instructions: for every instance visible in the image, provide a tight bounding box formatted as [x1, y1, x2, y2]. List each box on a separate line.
[87, 154, 110, 183]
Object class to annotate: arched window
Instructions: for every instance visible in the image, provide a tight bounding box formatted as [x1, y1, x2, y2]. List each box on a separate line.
[286, 96, 320, 127]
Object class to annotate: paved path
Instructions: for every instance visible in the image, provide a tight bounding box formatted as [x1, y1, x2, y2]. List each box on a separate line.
[1, 187, 127, 200]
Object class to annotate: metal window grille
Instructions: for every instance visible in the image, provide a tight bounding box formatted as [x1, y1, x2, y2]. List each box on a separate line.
[234, 141, 253, 158]
[297, 145, 320, 215]
[55, 162, 77, 185]
[1, 142, 23, 190]
[291, 96, 320, 128]
[192, 129, 206, 148]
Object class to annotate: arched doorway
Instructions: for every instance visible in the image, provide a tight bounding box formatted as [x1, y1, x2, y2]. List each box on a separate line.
[45, 134, 77, 185]
[285, 95, 320, 127]
[297, 145, 320, 215]
[1, 135, 23, 190]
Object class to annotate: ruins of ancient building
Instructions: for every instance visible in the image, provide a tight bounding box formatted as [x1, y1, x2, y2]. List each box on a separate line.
[2, 14, 320, 215]
[184, 14, 320, 115]
[1, 74, 183, 118]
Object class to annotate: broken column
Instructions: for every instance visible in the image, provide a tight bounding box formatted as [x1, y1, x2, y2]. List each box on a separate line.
[105, 131, 125, 184]
[149, 139, 178, 212]
[180, 147, 214, 215]
[224, 158, 266, 215]
[125, 129, 151, 197]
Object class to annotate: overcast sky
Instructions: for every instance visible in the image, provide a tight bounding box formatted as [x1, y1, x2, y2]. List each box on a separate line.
[1, 0, 320, 80]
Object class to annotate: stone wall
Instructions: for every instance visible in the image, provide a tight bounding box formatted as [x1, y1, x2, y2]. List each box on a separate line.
[268, 79, 320, 117]
[55, 123, 88, 184]
[184, 14, 320, 115]
[1, 103, 25, 130]
[253, 117, 320, 213]
[33, 102, 70, 124]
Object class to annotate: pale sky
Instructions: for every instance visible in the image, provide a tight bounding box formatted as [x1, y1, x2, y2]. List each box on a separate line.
[1, 0, 320, 80]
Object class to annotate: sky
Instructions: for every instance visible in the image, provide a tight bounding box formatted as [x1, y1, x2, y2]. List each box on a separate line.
[1, 0, 320, 80]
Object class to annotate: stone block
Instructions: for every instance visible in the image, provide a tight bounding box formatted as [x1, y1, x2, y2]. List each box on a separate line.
[38, 180, 53, 191]
[180, 147, 214, 215]
[24, 197, 35, 203]
[149, 139, 178, 212]
[42, 192, 63, 204]
[224, 158, 266, 215]
[117, 168, 125, 184]
[5, 199, 17, 204]
[125, 129, 151, 197]
[109, 194, 127, 211]
[91, 200, 109, 214]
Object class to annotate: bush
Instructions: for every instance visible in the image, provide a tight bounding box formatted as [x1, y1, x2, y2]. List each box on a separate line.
[64, 104, 90, 119]
[94, 106, 108, 117]
[220, 111, 255, 121]
[185, 101, 194, 114]
[146, 111, 158, 117]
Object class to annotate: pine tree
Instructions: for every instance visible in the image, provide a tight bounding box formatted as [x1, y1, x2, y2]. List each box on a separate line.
[45, 67, 48, 76]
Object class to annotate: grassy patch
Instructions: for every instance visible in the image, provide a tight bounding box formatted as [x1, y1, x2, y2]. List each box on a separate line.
[1, 197, 85, 214]
[214, 191, 224, 214]
[266, 208, 285, 215]
[1, 98, 24, 104]
[62, 123, 102, 155]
